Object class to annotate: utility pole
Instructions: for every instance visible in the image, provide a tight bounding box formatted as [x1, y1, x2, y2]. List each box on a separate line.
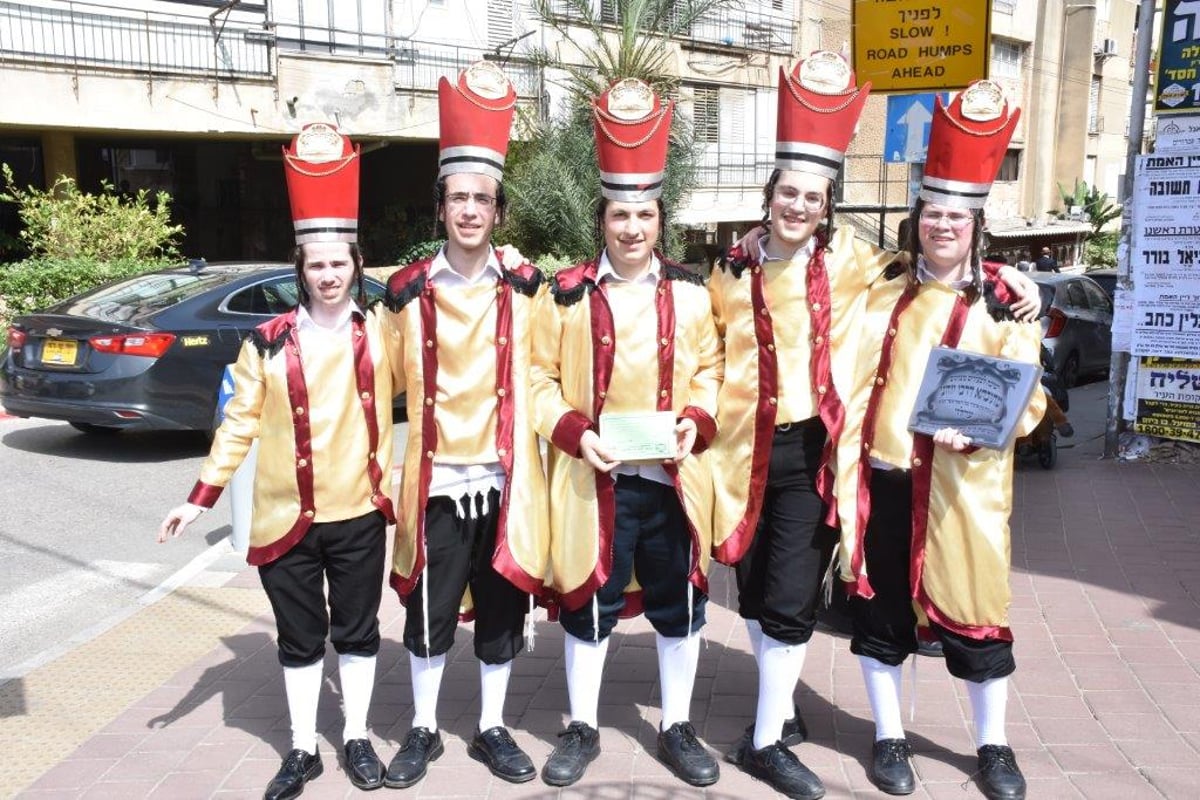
[1105, 0, 1158, 459]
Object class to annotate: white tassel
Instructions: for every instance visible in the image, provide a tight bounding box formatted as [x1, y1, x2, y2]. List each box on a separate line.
[686, 582, 695, 641]
[908, 654, 918, 723]
[523, 594, 536, 652]
[421, 562, 432, 659]
[478, 490, 489, 518]
[591, 596, 600, 643]
[820, 551, 838, 609]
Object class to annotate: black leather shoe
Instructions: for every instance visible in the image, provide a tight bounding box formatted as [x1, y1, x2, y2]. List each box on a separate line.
[468, 726, 536, 783]
[384, 727, 443, 789]
[656, 721, 719, 787]
[976, 744, 1026, 800]
[541, 721, 600, 787]
[871, 738, 915, 795]
[725, 704, 808, 765]
[342, 738, 384, 790]
[742, 741, 825, 799]
[264, 748, 322, 800]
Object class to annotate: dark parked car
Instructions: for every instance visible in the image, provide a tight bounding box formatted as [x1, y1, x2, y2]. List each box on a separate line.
[1031, 272, 1113, 388]
[1, 262, 393, 435]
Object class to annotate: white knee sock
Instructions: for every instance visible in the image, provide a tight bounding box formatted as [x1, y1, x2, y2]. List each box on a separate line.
[752, 635, 807, 750]
[564, 632, 609, 728]
[858, 655, 905, 741]
[338, 653, 376, 742]
[966, 676, 1009, 748]
[478, 660, 512, 731]
[745, 618, 765, 665]
[409, 652, 446, 732]
[657, 633, 701, 730]
[283, 661, 324, 754]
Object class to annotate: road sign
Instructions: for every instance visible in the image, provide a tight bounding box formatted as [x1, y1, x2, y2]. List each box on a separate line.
[884, 93, 947, 163]
[1155, 0, 1200, 114]
[852, 0, 990, 93]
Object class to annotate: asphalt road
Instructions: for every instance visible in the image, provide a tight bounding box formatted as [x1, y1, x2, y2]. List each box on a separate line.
[0, 419, 234, 676]
[0, 416, 412, 679]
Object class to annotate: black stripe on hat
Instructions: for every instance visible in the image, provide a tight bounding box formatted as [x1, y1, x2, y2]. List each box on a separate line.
[440, 154, 506, 172]
[776, 150, 843, 172]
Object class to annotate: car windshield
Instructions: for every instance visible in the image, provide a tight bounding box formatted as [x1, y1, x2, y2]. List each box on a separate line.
[56, 272, 232, 324]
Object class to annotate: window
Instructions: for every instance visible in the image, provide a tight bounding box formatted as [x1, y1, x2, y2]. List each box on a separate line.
[991, 39, 1024, 79]
[1064, 282, 1089, 310]
[1082, 281, 1112, 313]
[226, 278, 300, 316]
[1088, 77, 1101, 134]
[996, 149, 1022, 182]
[691, 85, 720, 144]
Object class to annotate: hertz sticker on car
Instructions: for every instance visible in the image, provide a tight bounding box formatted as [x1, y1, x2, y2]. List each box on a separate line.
[180, 335, 210, 347]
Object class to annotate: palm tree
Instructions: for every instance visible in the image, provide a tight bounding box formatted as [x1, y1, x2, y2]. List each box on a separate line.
[498, 0, 733, 264]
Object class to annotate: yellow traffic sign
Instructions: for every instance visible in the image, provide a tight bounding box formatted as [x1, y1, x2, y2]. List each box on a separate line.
[852, 0, 991, 93]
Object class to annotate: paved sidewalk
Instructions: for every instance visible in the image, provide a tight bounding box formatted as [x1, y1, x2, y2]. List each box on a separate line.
[3, 382, 1199, 798]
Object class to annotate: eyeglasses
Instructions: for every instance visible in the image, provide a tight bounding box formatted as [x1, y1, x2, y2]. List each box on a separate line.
[919, 209, 974, 229]
[774, 187, 826, 212]
[445, 192, 496, 209]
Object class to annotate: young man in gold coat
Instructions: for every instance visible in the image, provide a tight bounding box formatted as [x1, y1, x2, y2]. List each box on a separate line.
[159, 123, 400, 799]
[381, 62, 549, 789]
[530, 78, 723, 789]
[834, 81, 1045, 800]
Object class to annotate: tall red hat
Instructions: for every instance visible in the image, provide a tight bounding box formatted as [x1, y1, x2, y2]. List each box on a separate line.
[438, 61, 517, 182]
[592, 79, 674, 202]
[920, 80, 1021, 209]
[776, 51, 871, 180]
[282, 122, 360, 245]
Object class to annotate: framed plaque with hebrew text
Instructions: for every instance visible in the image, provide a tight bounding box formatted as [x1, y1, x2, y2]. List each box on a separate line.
[907, 347, 1043, 450]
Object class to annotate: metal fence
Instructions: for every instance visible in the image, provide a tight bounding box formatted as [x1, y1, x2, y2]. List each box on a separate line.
[0, 0, 272, 78]
[393, 43, 541, 96]
[695, 146, 775, 187]
[545, 1, 795, 56]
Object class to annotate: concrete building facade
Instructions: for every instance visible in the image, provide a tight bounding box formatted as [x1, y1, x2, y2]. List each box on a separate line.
[0, 0, 1139, 265]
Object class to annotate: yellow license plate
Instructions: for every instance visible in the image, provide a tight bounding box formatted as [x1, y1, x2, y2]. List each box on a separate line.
[42, 338, 78, 366]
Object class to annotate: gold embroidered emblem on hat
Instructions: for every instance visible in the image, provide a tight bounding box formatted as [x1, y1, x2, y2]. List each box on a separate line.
[593, 78, 669, 149]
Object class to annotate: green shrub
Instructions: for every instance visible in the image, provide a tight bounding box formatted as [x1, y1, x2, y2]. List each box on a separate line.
[395, 238, 444, 265]
[0, 256, 170, 325]
[1, 164, 182, 261]
[1085, 231, 1119, 269]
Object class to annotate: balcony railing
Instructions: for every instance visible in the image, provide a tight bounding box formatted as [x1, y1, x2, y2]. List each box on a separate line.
[684, 4, 794, 56]
[0, 0, 272, 78]
[545, 1, 795, 56]
[268, 22, 540, 96]
[393, 42, 540, 96]
[695, 145, 775, 187]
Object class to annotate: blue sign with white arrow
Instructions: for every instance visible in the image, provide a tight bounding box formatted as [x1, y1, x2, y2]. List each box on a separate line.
[217, 364, 236, 423]
[884, 93, 949, 164]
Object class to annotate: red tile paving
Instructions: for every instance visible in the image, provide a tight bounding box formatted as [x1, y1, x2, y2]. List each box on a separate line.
[4, 383, 1200, 797]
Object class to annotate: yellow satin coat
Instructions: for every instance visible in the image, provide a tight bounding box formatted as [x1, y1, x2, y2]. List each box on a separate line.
[709, 226, 895, 563]
[530, 266, 723, 611]
[385, 267, 550, 615]
[195, 306, 401, 564]
[834, 275, 1046, 634]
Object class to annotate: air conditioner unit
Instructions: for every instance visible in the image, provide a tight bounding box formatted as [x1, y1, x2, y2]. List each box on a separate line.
[1099, 38, 1118, 56]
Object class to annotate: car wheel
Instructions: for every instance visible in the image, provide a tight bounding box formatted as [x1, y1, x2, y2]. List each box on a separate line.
[1060, 352, 1080, 389]
[69, 422, 123, 436]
